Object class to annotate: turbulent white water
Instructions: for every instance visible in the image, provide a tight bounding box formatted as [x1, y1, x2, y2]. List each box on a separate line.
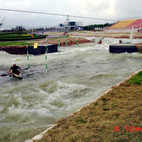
[0, 37, 142, 142]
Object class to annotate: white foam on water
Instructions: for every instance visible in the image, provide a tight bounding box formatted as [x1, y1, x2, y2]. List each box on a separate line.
[1, 38, 142, 142]
[3, 80, 88, 124]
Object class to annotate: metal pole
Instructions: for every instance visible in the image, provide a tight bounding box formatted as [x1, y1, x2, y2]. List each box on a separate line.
[45, 46, 48, 70]
[45, 38, 48, 71]
[77, 36, 79, 46]
[74, 37, 76, 44]
[58, 38, 60, 54]
[66, 35, 67, 46]
[26, 46, 30, 69]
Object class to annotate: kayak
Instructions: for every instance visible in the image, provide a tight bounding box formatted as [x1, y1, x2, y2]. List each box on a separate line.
[1, 67, 29, 79]
[12, 73, 22, 80]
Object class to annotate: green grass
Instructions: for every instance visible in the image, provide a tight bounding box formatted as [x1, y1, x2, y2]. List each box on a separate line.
[34, 71, 142, 142]
[0, 33, 46, 46]
[0, 33, 46, 41]
[127, 71, 142, 84]
[0, 41, 33, 46]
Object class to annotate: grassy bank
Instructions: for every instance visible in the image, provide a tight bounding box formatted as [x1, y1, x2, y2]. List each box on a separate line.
[0, 33, 46, 41]
[0, 36, 68, 46]
[34, 70, 142, 142]
[0, 41, 33, 46]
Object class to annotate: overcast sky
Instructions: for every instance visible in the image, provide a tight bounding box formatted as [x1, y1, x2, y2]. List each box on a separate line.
[0, 0, 142, 29]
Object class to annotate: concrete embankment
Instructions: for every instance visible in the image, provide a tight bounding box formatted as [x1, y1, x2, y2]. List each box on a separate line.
[44, 31, 142, 39]
[135, 43, 142, 53]
[30, 37, 92, 46]
[0, 46, 27, 54]
[65, 31, 142, 39]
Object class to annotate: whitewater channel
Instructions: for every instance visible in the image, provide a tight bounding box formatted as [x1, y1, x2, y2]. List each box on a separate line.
[0, 37, 142, 142]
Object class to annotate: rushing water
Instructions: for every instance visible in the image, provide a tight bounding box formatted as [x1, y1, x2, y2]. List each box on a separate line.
[0, 37, 142, 142]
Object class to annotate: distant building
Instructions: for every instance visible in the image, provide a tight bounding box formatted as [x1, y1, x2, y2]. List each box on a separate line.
[60, 21, 83, 31]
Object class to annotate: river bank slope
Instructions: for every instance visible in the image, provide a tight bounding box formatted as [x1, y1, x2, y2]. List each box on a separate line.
[32, 68, 142, 142]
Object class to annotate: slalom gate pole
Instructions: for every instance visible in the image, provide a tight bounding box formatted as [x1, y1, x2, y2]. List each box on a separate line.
[26, 46, 30, 69]
[45, 38, 48, 72]
[45, 46, 48, 71]
[66, 35, 67, 46]
[58, 38, 60, 54]
[77, 36, 79, 46]
[74, 37, 76, 44]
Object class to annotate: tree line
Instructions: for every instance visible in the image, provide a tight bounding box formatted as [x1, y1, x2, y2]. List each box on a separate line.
[83, 23, 114, 30]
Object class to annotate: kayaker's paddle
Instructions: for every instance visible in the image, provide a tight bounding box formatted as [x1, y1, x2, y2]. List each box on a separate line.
[22, 67, 30, 70]
[1, 73, 20, 77]
[1, 67, 30, 77]
[1, 73, 9, 77]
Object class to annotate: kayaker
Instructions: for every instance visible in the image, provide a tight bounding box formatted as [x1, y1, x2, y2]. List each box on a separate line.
[119, 39, 122, 44]
[98, 39, 102, 44]
[9, 63, 21, 75]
